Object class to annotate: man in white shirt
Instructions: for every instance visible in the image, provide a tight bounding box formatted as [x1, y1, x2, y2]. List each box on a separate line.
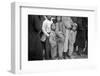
[42, 16, 53, 59]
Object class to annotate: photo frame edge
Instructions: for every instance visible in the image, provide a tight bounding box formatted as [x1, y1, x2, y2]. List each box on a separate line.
[11, 2, 97, 74]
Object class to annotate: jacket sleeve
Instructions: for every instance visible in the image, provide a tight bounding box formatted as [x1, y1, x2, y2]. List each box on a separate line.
[33, 16, 41, 32]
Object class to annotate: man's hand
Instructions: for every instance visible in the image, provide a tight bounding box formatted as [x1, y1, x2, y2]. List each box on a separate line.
[46, 34, 49, 37]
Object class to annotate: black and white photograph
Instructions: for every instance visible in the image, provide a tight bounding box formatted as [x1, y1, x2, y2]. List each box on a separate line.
[28, 15, 88, 61]
[9, 1, 99, 74]
[10, 2, 97, 74]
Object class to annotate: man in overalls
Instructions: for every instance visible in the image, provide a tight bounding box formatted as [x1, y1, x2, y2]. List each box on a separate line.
[56, 16, 65, 59]
[62, 16, 73, 59]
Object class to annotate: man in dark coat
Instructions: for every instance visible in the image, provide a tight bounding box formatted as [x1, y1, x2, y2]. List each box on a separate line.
[28, 15, 43, 60]
[74, 17, 88, 56]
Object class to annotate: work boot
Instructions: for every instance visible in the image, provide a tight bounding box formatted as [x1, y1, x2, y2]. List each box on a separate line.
[66, 53, 71, 59]
[63, 52, 66, 59]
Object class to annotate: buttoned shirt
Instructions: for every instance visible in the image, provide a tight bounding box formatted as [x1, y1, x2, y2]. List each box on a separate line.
[42, 19, 53, 37]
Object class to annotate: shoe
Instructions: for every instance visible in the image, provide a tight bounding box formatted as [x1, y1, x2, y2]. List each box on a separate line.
[66, 53, 71, 59]
[63, 52, 66, 59]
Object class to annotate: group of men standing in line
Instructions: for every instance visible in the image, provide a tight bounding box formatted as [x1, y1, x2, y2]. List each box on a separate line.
[28, 15, 88, 61]
[41, 16, 77, 59]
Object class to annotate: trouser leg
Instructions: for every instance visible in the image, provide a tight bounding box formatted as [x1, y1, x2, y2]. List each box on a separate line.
[63, 30, 70, 58]
[51, 46, 57, 59]
[64, 29, 69, 53]
[45, 37, 51, 59]
[63, 38, 68, 59]
[69, 42, 74, 56]
[41, 42, 45, 59]
[58, 42, 64, 59]
[63, 39, 68, 52]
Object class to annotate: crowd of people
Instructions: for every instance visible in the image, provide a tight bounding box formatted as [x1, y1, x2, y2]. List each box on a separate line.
[28, 15, 88, 60]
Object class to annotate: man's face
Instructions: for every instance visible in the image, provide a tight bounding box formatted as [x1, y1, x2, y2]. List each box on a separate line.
[72, 23, 77, 30]
[51, 23, 56, 31]
[72, 26, 77, 30]
[46, 16, 51, 20]
[57, 16, 61, 22]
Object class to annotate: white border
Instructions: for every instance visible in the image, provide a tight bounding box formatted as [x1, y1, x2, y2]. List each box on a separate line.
[11, 2, 97, 74]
